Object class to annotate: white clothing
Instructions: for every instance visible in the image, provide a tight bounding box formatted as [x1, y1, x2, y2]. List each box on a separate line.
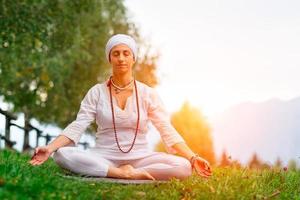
[53, 146, 192, 180]
[59, 80, 185, 160]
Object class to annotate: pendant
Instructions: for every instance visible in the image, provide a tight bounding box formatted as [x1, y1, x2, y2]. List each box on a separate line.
[115, 88, 121, 94]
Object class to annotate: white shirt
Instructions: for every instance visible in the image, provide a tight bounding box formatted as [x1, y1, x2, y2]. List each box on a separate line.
[60, 80, 185, 159]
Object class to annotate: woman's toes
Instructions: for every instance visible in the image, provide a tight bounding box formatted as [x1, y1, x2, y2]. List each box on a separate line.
[118, 165, 155, 180]
[134, 169, 155, 180]
[118, 164, 134, 179]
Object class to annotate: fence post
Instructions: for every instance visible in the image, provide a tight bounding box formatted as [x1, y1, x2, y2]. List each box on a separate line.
[0, 108, 17, 148]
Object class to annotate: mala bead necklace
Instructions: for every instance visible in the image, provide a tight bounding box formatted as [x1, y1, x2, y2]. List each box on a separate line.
[110, 77, 134, 94]
[107, 76, 140, 153]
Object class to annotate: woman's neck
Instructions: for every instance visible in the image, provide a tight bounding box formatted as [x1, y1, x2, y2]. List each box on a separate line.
[111, 73, 134, 87]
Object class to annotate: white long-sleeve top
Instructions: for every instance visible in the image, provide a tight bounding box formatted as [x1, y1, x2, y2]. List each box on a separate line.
[59, 79, 185, 159]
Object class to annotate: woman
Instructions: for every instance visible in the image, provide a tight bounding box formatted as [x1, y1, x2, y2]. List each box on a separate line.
[29, 34, 212, 181]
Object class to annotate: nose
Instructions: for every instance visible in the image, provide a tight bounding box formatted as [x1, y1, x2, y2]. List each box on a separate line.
[118, 53, 125, 61]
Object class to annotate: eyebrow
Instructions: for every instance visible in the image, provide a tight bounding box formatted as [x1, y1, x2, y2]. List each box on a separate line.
[112, 49, 130, 52]
[111, 50, 131, 55]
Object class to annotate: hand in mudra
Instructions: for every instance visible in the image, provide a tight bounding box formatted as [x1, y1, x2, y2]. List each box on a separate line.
[29, 146, 52, 166]
[192, 156, 212, 178]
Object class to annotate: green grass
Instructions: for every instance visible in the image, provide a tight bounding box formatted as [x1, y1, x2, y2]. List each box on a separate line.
[0, 149, 299, 200]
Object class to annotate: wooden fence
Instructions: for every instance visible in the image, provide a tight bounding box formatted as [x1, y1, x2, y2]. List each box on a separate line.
[0, 108, 89, 151]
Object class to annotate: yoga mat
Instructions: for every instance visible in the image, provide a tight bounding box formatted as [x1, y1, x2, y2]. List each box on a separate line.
[58, 174, 168, 185]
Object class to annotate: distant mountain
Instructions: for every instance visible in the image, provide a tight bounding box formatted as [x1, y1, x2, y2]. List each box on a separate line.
[211, 97, 300, 166]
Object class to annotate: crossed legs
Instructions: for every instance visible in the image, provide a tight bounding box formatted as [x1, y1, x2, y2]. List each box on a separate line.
[52, 147, 192, 180]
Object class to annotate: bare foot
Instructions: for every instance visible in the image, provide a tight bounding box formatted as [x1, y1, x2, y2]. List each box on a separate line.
[119, 164, 155, 180]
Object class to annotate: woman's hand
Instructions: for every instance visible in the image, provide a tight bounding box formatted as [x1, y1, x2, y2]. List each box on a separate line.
[191, 156, 212, 178]
[29, 146, 52, 166]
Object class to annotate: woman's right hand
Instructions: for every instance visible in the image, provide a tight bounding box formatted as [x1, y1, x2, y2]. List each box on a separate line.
[191, 156, 212, 178]
[29, 146, 52, 166]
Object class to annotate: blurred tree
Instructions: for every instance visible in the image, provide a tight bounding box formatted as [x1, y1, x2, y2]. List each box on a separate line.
[134, 42, 159, 87]
[248, 153, 262, 169]
[231, 159, 242, 169]
[219, 149, 231, 167]
[260, 162, 271, 170]
[155, 101, 216, 165]
[274, 157, 283, 169]
[0, 0, 158, 143]
[287, 159, 297, 171]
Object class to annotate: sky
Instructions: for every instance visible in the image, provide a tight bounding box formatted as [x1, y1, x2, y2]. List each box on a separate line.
[124, 0, 300, 119]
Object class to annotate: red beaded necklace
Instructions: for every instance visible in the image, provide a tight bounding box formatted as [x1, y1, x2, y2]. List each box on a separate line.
[107, 77, 140, 153]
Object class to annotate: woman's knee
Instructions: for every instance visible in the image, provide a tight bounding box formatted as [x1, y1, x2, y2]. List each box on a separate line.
[52, 147, 111, 177]
[159, 155, 192, 180]
[174, 157, 192, 180]
[52, 147, 73, 166]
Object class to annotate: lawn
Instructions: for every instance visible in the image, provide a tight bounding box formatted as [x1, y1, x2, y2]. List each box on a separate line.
[0, 149, 299, 200]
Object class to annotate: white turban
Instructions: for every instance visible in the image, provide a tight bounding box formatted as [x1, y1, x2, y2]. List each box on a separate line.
[105, 34, 138, 62]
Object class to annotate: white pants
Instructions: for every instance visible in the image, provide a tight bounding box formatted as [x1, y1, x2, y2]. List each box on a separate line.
[52, 147, 192, 181]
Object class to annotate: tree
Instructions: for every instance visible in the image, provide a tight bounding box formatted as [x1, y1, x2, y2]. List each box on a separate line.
[287, 159, 297, 171]
[248, 153, 262, 169]
[231, 160, 242, 169]
[134, 42, 159, 87]
[260, 162, 271, 170]
[219, 149, 231, 167]
[155, 101, 216, 164]
[274, 157, 283, 169]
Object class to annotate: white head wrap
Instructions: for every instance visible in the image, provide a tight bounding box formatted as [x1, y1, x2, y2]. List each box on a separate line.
[105, 34, 137, 62]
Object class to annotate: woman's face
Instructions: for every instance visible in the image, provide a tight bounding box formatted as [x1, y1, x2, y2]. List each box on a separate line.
[109, 44, 135, 74]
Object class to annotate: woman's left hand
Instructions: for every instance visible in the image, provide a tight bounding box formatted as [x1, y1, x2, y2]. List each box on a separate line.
[192, 156, 212, 178]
